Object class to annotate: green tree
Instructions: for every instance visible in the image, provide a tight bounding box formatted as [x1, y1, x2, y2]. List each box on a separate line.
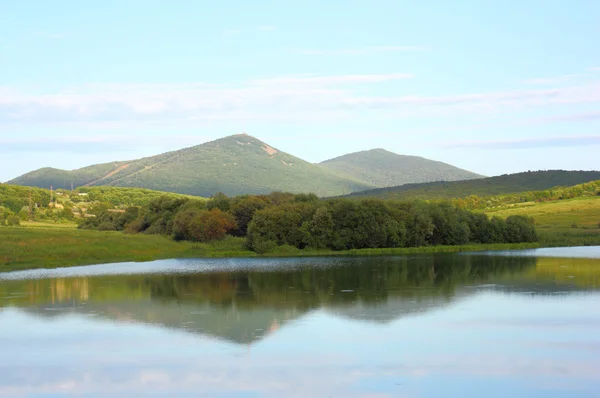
[230, 196, 269, 236]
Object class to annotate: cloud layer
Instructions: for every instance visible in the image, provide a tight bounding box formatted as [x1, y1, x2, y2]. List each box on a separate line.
[1, 74, 600, 129]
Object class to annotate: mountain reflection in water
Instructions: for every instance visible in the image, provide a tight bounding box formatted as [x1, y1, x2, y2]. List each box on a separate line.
[1, 252, 600, 398]
[2, 254, 598, 345]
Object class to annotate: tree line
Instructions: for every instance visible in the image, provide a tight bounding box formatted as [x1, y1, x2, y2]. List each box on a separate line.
[79, 192, 538, 252]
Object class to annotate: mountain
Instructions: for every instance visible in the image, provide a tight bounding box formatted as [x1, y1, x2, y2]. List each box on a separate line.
[319, 148, 483, 187]
[342, 170, 600, 200]
[11, 162, 130, 190]
[9, 134, 484, 197]
[9, 134, 376, 197]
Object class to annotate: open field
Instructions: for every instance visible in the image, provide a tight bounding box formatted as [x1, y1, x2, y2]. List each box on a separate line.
[19, 221, 79, 229]
[485, 197, 600, 246]
[0, 227, 250, 272]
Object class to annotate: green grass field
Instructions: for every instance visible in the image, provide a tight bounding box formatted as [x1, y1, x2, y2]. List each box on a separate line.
[0, 227, 253, 272]
[485, 197, 600, 246]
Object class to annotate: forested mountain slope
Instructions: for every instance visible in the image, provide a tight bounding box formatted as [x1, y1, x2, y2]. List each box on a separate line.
[10, 135, 376, 197]
[342, 170, 600, 200]
[320, 148, 483, 187]
[10, 134, 488, 197]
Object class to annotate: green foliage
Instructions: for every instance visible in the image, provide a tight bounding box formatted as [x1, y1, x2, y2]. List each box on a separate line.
[172, 202, 206, 241]
[0, 182, 198, 225]
[0, 184, 51, 213]
[230, 195, 271, 236]
[247, 202, 315, 250]
[0, 206, 21, 227]
[206, 192, 232, 212]
[504, 215, 538, 243]
[75, 186, 198, 207]
[246, 198, 537, 253]
[450, 180, 600, 212]
[78, 187, 540, 252]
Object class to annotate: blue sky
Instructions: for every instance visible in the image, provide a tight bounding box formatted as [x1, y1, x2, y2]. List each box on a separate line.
[1, 0, 599, 182]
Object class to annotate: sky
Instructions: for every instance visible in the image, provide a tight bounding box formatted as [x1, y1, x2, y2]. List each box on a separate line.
[1, 0, 599, 182]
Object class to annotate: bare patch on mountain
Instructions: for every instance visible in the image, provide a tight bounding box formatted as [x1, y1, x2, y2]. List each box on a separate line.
[262, 144, 278, 156]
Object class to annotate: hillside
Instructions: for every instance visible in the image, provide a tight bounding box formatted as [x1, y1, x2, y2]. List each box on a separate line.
[343, 170, 600, 200]
[320, 148, 483, 187]
[10, 134, 377, 197]
[0, 183, 199, 223]
[11, 162, 130, 190]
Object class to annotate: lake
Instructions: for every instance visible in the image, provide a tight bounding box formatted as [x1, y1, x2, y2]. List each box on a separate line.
[1, 247, 600, 397]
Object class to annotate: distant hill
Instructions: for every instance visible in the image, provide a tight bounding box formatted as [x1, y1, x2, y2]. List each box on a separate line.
[10, 135, 379, 197]
[10, 134, 484, 197]
[320, 148, 483, 187]
[11, 162, 130, 190]
[343, 170, 600, 200]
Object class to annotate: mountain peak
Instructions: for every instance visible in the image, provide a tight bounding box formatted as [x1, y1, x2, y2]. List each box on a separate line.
[8, 134, 482, 197]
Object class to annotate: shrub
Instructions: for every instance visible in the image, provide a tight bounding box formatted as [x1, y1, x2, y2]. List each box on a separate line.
[187, 209, 237, 242]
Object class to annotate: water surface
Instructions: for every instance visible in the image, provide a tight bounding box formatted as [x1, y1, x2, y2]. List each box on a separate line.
[1, 250, 599, 397]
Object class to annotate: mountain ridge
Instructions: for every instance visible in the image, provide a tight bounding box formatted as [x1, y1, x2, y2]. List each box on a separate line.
[9, 133, 483, 197]
[341, 170, 600, 200]
[319, 148, 483, 187]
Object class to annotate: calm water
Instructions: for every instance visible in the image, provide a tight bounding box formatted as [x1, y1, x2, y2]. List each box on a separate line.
[1, 247, 600, 397]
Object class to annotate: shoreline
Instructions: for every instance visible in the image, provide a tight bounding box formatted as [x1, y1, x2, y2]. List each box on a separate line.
[0, 225, 544, 272]
[3, 225, 599, 273]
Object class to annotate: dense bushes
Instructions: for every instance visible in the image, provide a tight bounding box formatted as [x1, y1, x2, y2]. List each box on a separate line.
[0, 207, 20, 226]
[79, 191, 538, 252]
[246, 199, 537, 252]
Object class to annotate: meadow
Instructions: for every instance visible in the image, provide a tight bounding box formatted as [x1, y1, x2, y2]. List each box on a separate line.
[0, 226, 248, 272]
[484, 196, 600, 247]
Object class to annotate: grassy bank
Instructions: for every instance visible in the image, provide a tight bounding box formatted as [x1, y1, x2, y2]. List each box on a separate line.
[2, 196, 598, 272]
[0, 225, 541, 272]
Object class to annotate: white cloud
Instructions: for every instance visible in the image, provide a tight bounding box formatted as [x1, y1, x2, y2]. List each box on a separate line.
[1, 75, 600, 129]
[0, 74, 413, 126]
